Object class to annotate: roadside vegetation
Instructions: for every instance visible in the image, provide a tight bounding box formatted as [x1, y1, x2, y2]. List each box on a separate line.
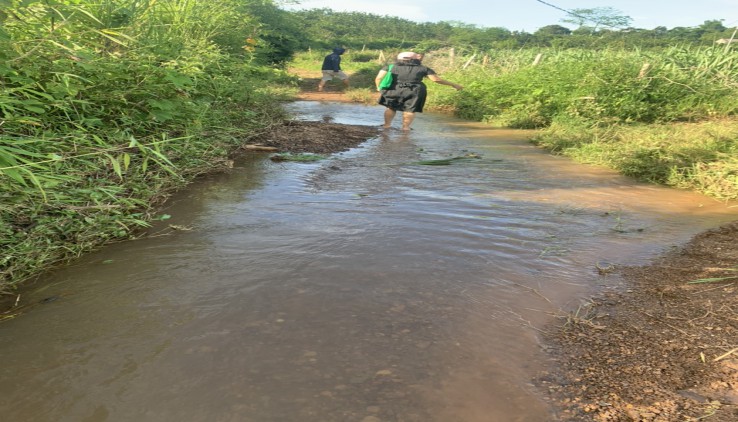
[433, 47, 738, 201]
[0, 0, 301, 293]
[2, 1, 737, 294]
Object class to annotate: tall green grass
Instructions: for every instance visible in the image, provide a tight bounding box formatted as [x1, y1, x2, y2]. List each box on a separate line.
[0, 1, 297, 292]
[424, 47, 738, 200]
[289, 46, 737, 200]
[427, 47, 738, 127]
[532, 119, 738, 200]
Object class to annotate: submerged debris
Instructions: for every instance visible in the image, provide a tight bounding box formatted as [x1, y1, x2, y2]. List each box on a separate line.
[412, 153, 483, 166]
[269, 153, 326, 162]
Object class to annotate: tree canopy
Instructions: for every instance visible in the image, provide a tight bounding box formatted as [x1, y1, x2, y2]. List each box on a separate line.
[286, 7, 735, 53]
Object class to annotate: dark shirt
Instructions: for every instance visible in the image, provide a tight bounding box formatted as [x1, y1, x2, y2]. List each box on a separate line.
[321, 53, 342, 72]
[384, 62, 436, 84]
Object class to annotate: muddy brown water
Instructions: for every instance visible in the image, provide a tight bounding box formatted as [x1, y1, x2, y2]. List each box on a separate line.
[1, 101, 737, 422]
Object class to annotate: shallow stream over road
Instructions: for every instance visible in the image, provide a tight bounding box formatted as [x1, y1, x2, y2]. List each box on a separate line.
[1, 101, 736, 422]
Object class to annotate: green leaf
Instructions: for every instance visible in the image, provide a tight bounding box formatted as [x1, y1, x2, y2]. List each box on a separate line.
[122, 153, 131, 171]
[105, 153, 122, 179]
[23, 106, 46, 114]
[687, 275, 738, 284]
[164, 72, 193, 89]
[0, 167, 28, 186]
[91, 29, 133, 46]
[67, 5, 103, 25]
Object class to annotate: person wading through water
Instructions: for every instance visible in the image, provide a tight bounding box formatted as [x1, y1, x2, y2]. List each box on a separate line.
[318, 47, 349, 92]
[375, 51, 463, 131]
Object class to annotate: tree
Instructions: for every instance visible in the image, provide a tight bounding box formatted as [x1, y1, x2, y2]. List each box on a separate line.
[535, 25, 572, 37]
[699, 20, 727, 33]
[561, 7, 632, 31]
[484, 27, 513, 42]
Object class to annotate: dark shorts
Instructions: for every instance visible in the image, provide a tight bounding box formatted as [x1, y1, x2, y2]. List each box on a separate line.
[378, 83, 427, 112]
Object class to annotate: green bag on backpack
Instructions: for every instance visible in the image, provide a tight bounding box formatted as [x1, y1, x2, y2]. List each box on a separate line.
[378, 64, 394, 90]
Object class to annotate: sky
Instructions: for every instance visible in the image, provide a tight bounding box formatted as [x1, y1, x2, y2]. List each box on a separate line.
[281, 0, 738, 33]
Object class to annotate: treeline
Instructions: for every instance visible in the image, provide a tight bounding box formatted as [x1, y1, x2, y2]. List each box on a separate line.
[288, 8, 736, 52]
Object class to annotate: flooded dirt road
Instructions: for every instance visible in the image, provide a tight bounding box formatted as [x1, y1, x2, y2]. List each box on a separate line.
[1, 102, 736, 422]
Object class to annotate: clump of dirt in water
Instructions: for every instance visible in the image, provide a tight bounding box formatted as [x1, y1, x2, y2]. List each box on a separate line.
[243, 120, 380, 155]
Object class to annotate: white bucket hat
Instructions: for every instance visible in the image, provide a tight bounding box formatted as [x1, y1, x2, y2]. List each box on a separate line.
[397, 51, 420, 60]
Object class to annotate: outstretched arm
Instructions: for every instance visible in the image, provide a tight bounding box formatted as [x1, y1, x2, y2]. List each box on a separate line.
[427, 74, 463, 90]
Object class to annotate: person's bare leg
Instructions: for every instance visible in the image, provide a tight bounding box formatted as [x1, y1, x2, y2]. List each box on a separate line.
[383, 108, 396, 128]
[401, 112, 416, 131]
[317, 80, 325, 91]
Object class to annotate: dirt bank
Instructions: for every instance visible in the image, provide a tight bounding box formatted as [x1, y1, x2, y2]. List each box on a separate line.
[539, 221, 738, 421]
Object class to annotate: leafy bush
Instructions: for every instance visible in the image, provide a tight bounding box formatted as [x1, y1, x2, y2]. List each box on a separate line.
[532, 119, 738, 200]
[432, 47, 738, 127]
[0, 0, 299, 290]
[347, 51, 380, 63]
